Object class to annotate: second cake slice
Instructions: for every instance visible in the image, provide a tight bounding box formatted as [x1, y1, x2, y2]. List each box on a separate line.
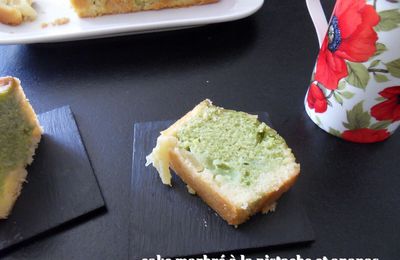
[0, 77, 42, 219]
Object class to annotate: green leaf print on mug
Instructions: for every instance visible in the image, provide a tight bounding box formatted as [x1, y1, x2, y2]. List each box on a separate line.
[343, 101, 371, 130]
[333, 92, 343, 105]
[340, 91, 355, 99]
[346, 62, 370, 89]
[370, 120, 392, 130]
[375, 9, 400, 32]
[373, 43, 387, 57]
[337, 81, 346, 90]
[332, 89, 355, 105]
[374, 73, 390, 82]
[328, 128, 341, 137]
[385, 59, 400, 78]
[369, 59, 381, 68]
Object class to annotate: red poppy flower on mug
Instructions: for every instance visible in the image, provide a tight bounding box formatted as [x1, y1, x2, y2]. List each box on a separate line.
[307, 83, 328, 113]
[371, 86, 400, 122]
[342, 128, 390, 143]
[314, 0, 380, 90]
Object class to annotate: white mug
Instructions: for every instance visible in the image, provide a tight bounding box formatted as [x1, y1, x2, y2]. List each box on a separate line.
[305, 0, 400, 143]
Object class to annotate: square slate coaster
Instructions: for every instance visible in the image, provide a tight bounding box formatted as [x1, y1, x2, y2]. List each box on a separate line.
[0, 106, 105, 253]
[130, 113, 314, 259]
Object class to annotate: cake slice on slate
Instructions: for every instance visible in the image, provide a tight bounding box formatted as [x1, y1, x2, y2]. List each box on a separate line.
[146, 100, 300, 226]
[0, 76, 42, 219]
[70, 0, 219, 18]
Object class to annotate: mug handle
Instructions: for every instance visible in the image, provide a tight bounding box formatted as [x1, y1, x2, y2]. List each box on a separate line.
[305, 0, 329, 47]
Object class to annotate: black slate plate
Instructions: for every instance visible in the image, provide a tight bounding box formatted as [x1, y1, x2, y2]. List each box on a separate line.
[130, 113, 314, 259]
[0, 106, 105, 253]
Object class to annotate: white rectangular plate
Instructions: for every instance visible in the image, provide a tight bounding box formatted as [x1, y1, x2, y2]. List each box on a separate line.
[0, 0, 264, 44]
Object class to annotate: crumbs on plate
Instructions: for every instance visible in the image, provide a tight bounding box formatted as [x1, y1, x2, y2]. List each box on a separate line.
[41, 17, 70, 28]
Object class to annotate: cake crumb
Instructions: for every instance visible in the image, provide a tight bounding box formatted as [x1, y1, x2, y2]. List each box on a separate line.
[52, 17, 70, 26]
[186, 185, 196, 195]
[41, 17, 70, 29]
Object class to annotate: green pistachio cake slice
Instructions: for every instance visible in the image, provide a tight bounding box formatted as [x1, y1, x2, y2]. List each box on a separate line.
[0, 76, 42, 219]
[146, 99, 300, 226]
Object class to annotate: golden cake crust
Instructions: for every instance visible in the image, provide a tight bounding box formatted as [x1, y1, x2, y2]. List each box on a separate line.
[170, 150, 299, 225]
[70, 0, 219, 17]
[0, 4, 23, 25]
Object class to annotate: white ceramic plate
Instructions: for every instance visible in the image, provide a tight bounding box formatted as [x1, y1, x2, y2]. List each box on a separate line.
[0, 0, 264, 44]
